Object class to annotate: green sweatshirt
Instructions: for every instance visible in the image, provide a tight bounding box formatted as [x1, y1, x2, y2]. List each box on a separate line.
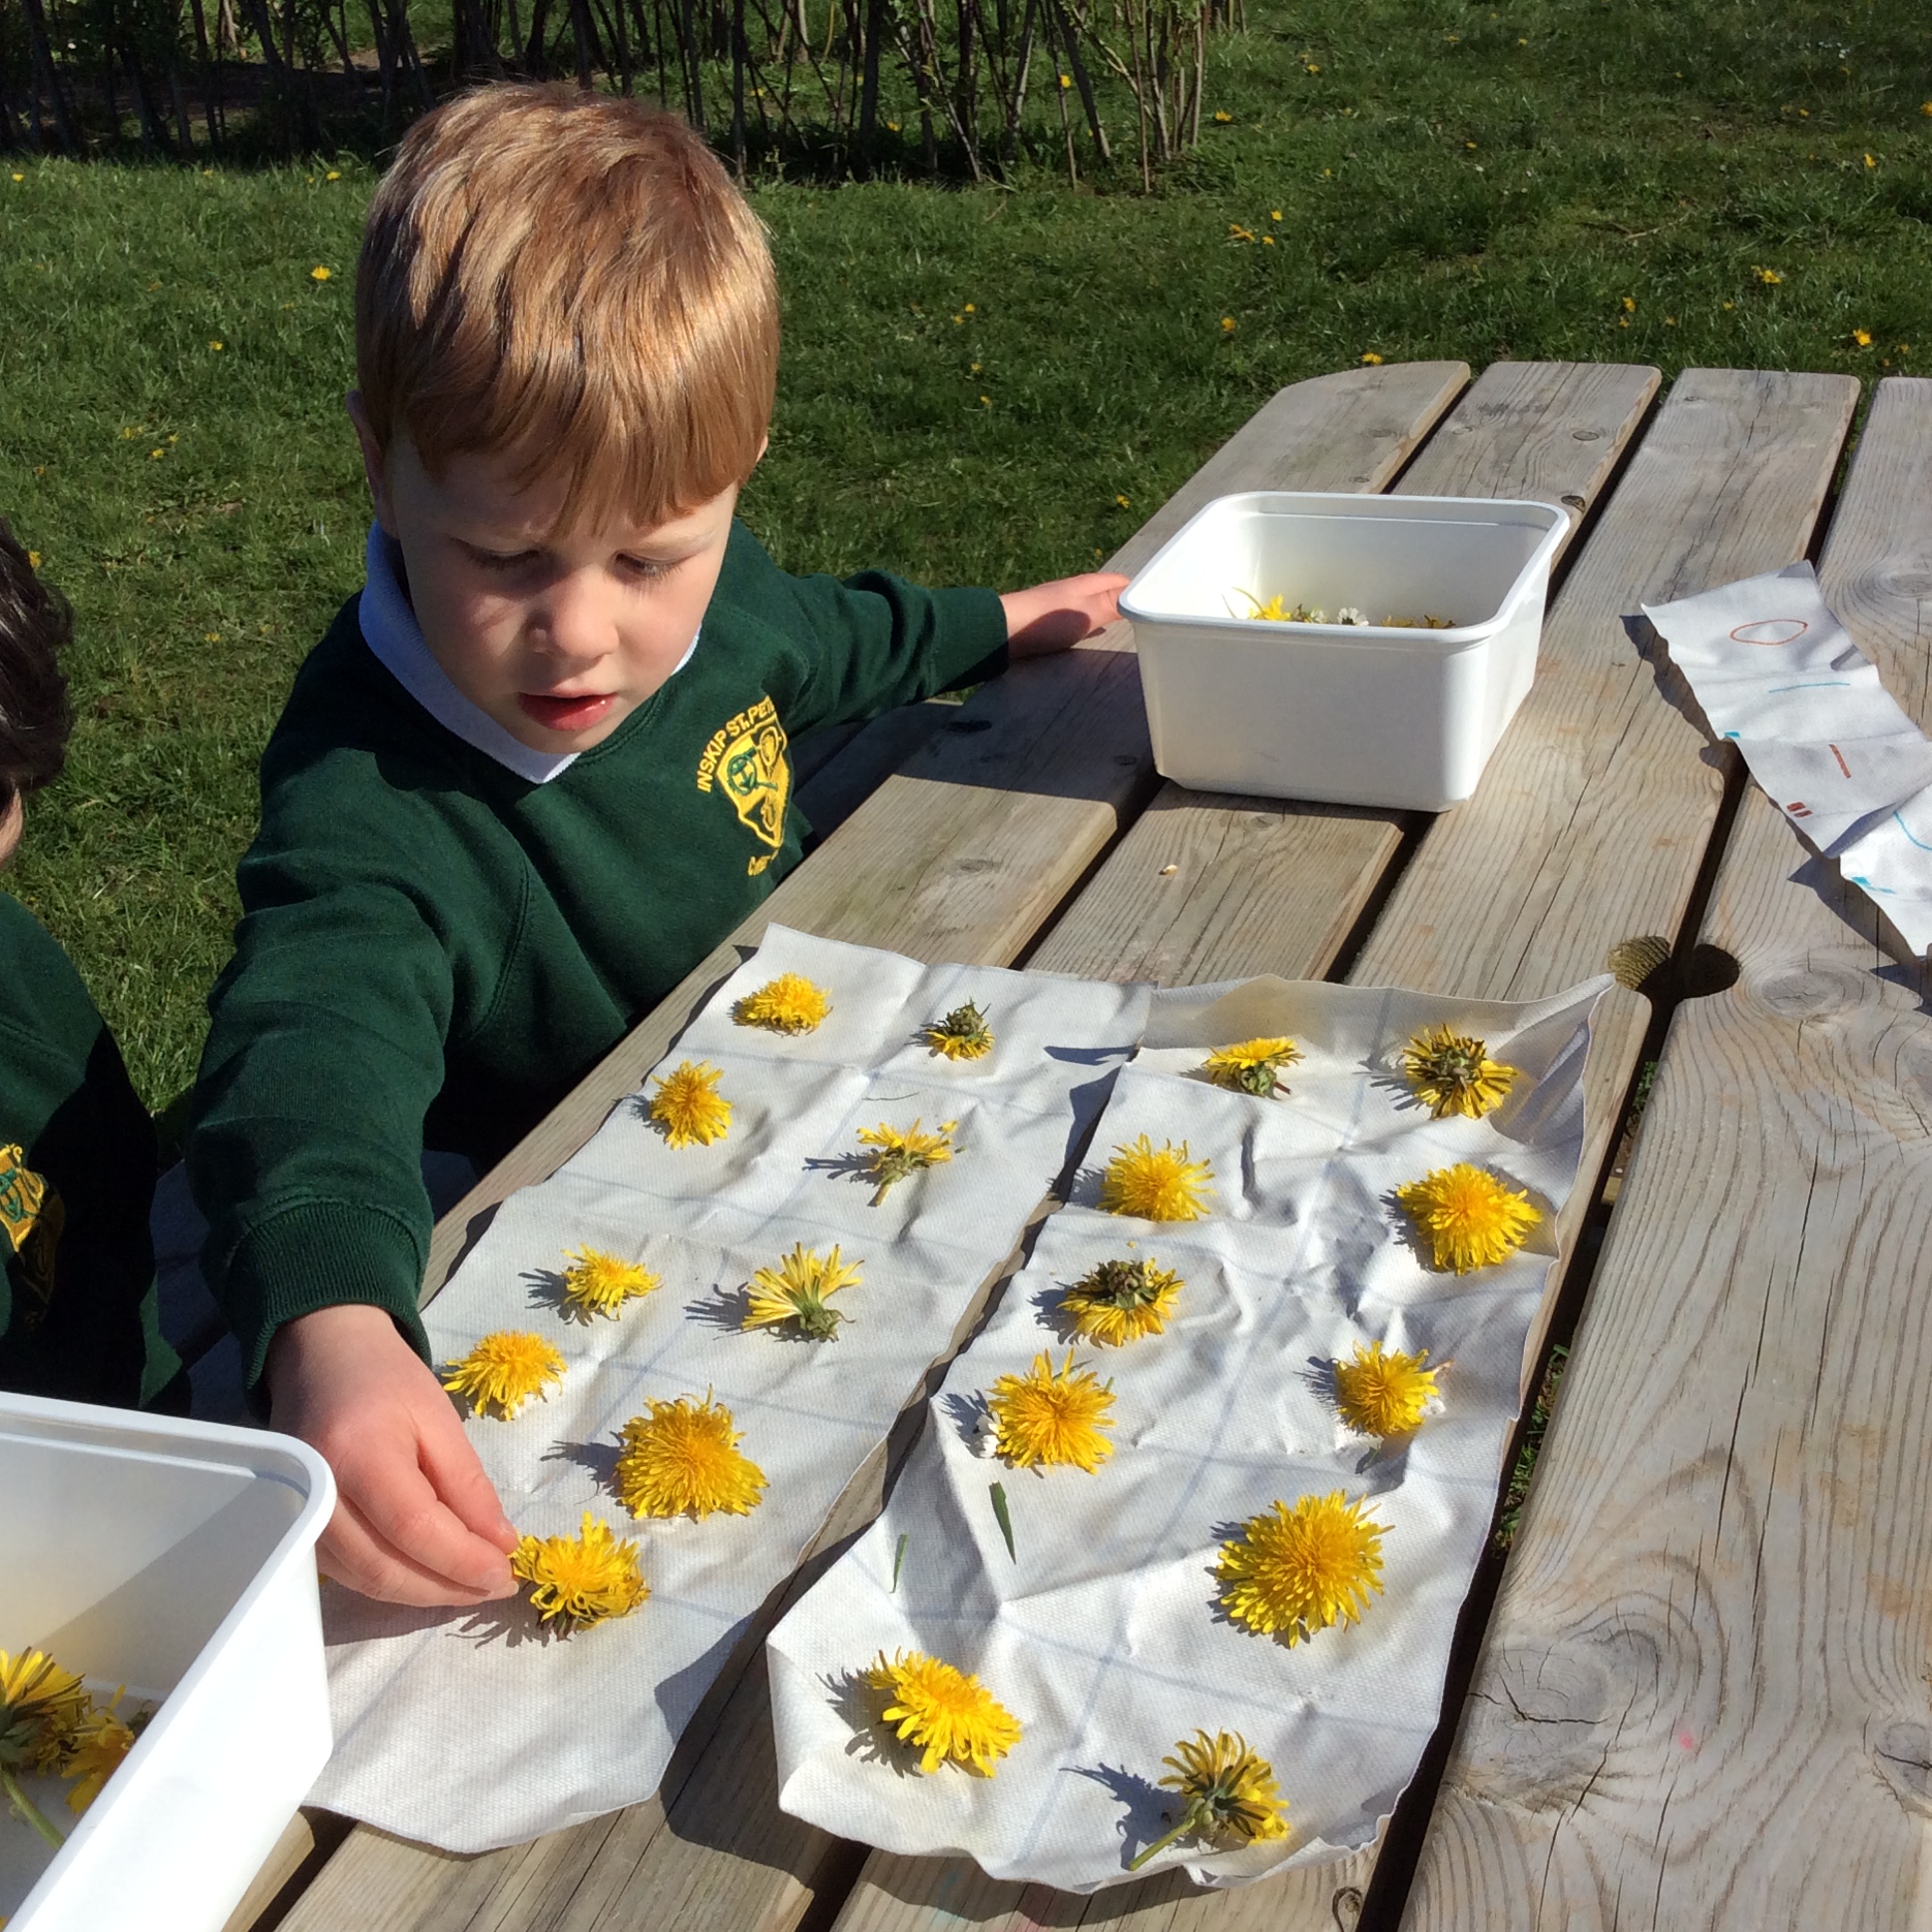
[190, 520, 1008, 1386]
[0, 889, 182, 1409]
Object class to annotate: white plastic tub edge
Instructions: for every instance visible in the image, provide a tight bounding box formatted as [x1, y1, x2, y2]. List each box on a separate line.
[1120, 492, 1570, 809]
[0, 1392, 335, 1932]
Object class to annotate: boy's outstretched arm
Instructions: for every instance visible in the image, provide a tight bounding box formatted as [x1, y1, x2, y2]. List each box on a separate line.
[1000, 572, 1130, 658]
[267, 1304, 520, 1606]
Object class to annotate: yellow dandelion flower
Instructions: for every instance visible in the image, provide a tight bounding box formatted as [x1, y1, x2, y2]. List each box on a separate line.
[561, 1243, 662, 1320]
[1128, 1728, 1290, 1868]
[856, 1118, 955, 1205]
[441, 1329, 567, 1418]
[1116, 493, 1132, 508]
[511, 1513, 648, 1631]
[1203, 1035, 1302, 1099]
[1361, 349, 1384, 364]
[1333, 1341, 1439, 1436]
[0, 1648, 92, 1772]
[1755, 265, 1781, 284]
[650, 1059, 732, 1147]
[866, 1650, 1022, 1775]
[209, 339, 224, 351]
[987, 1349, 1115, 1471]
[1212, 109, 1232, 124]
[1400, 1024, 1518, 1119]
[1220, 315, 1236, 333]
[924, 999, 994, 1060]
[1100, 1135, 1212, 1221]
[1853, 327, 1873, 347]
[325, 169, 341, 181]
[63, 1705, 137, 1812]
[614, 1393, 767, 1518]
[1216, 1492, 1386, 1645]
[732, 971, 832, 1034]
[743, 1242, 861, 1340]
[1395, 1163, 1541, 1272]
[309, 264, 331, 280]
[1062, 1255, 1183, 1345]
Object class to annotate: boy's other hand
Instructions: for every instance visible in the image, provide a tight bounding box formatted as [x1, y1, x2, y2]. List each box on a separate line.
[266, 1303, 521, 1607]
[999, 572, 1131, 659]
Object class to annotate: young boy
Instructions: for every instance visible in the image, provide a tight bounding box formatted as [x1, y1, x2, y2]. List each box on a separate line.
[189, 85, 1124, 1609]
[0, 523, 185, 1412]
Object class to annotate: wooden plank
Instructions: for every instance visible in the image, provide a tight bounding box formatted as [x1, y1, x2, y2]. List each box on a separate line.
[1400, 375, 1932, 1927]
[418, 361, 1469, 1299]
[1028, 361, 1660, 989]
[827, 359, 1662, 1932]
[1351, 368, 1857, 1375]
[262, 363, 1469, 1932]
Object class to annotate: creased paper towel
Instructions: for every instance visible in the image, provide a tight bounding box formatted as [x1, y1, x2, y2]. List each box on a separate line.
[766, 973, 1613, 1892]
[1645, 561, 1932, 951]
[308, 926, 1151, 1850]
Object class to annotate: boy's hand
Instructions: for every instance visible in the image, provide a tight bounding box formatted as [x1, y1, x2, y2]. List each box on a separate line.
[1000, 572, 1131, 659]
[265, 1303, 521, 1607]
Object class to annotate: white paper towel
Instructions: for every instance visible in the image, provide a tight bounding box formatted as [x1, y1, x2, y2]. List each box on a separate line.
[1645, 561, 1932, 950]
[308, 926, 1151, 1849]
[766, 973, 1612, 1891]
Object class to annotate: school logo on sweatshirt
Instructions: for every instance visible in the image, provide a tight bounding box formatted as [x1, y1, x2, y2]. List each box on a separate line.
[0, 1145, 61, 1328]
[696, 696, 790, 875]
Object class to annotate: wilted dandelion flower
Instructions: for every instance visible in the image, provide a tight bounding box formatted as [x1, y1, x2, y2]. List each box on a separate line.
[1128, 1728, 1290, 1868]
[1396, 1163, 1541, 1272]
[1216, 1492, 1387, 1644]
[732, 972, 831, 1034]
[987, 1349, 1116, 1471]
[614, 1394, 767, 1518]
[1400, 1024, 1517, 1119]
[924, 1000, 994, 1060]
[866, 1650, 1022, 1774]
[1203, 1036, 1302, 1099]
[441, 1330, 567, 1418]
[511, 1513, 648, 1631]
[1333, 1341, 1439, 1436]
[0, 1648, 91, 1773]
[1062, 1255, 1183, 1345]
[561, 1244, 662, 1320]
[650, 1060, 732, 1147]
[1100, 1136, 1212, 1221]
[856, 1118, 955, 1205]
[743, 1242, 861, 1340]
[63, 1705, 137, 1812]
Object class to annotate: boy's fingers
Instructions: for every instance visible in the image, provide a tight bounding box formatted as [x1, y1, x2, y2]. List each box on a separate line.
[341, 1444, 517, 1597]
[415, 1401, 522, 1553]
[321, 1495, 509, 1607]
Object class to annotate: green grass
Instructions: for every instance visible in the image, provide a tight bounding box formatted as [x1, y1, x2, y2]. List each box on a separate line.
[3, 0, 1929, 1113]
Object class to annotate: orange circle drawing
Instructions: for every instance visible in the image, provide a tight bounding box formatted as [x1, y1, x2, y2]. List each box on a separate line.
[1729, 617, 1808, 645]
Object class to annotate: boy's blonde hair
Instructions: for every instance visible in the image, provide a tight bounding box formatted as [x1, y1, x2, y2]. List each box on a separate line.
[355, 85, 778, 531]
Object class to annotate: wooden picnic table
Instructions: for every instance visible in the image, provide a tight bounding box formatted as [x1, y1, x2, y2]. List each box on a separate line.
[209, 357, 1932, 1932]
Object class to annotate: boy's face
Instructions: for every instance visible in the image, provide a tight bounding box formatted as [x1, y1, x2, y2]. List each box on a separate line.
[351, 400, 738, 754]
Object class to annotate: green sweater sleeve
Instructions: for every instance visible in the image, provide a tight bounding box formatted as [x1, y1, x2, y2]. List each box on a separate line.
[189, 789, 469, 1387]
[715, 525, 1010, 738]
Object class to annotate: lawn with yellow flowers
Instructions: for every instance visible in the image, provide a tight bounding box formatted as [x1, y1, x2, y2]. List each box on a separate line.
[2, 0, 1928, 1125]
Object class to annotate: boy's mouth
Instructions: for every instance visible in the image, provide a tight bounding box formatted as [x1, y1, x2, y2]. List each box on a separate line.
[518, 691, 618, 732]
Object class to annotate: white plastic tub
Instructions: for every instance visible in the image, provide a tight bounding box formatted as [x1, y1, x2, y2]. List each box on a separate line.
[0, 1392, 335, 1932]
[1120, 491, 1569, 809]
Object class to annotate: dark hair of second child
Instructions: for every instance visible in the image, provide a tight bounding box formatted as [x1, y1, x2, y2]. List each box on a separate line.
[0, 520, 75, 812]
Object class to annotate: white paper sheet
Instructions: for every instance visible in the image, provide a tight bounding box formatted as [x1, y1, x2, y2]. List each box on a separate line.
[308, 927, 1151, 1850]
[1644, 562, 1932, 951]
[765, 974, 1613, 1892]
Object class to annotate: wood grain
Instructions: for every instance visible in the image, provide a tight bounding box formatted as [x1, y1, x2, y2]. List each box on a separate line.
[418, 361, 1469, 1300]
[257, 364, 1468, 1932]
[1399, 375, 1932, 1927]
[1027, 360, 1660, 991]
[826, 359, 1663, 1932]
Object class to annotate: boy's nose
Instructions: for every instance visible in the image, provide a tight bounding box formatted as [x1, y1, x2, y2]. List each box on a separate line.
[528, 573, 618, 670]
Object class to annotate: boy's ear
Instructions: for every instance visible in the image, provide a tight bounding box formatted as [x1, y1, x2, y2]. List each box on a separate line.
[345, 391, 398, 535]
